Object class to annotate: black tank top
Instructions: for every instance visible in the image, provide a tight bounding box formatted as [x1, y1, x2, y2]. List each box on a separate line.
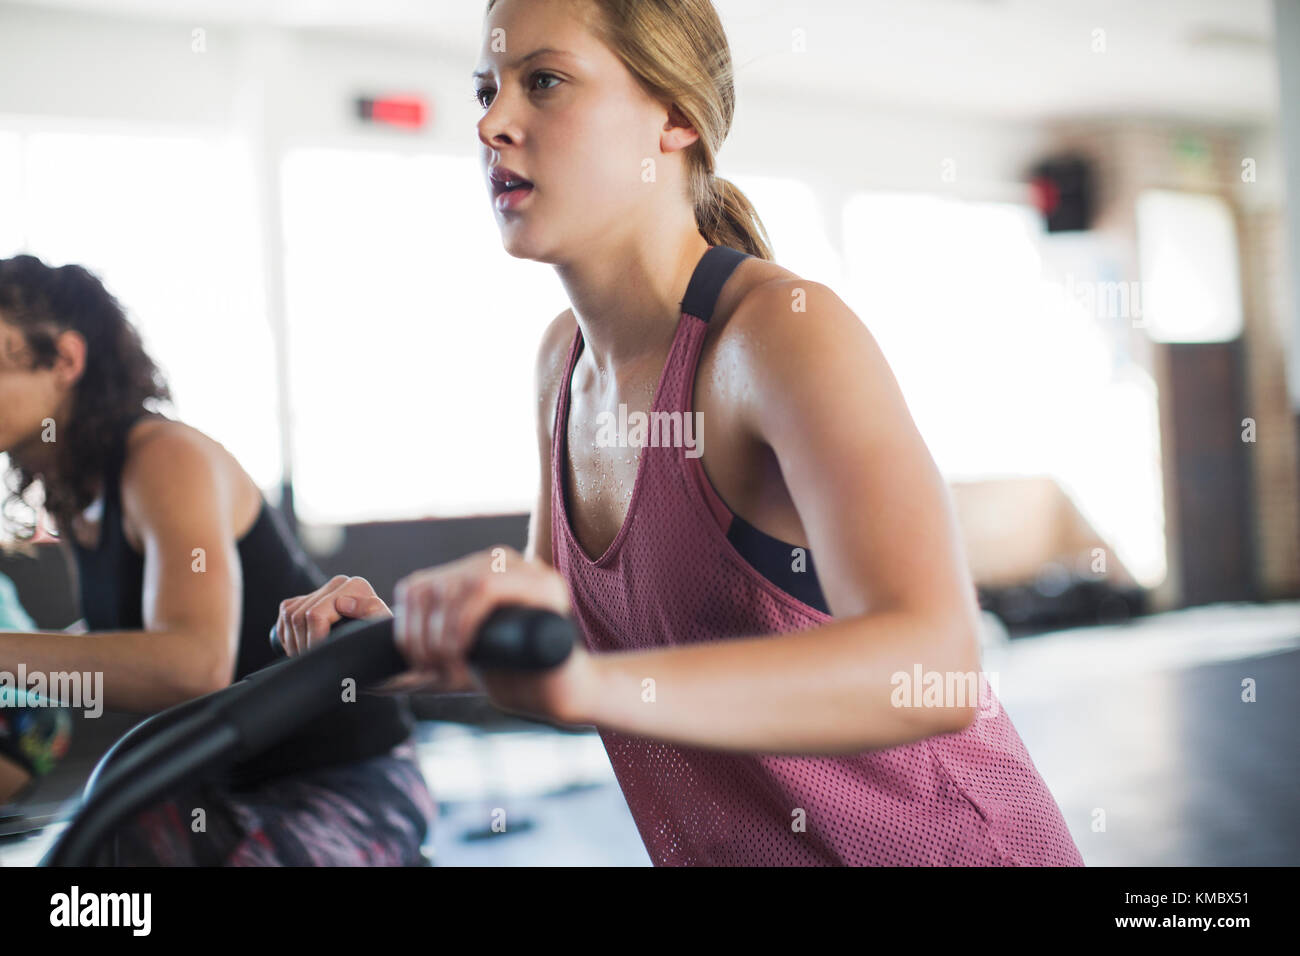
[67, 412, 413, 788]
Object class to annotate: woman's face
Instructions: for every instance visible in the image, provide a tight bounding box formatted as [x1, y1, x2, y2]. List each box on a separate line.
[474, 0, 678, 263]
[0, 317, 75, 464]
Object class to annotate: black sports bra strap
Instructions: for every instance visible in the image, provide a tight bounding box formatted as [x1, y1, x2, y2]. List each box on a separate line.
[101, 410, 149, 503]
[680, 246, 749, 323]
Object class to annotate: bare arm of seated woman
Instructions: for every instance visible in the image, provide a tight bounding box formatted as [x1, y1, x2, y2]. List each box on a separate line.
[0, 427, 244, 714]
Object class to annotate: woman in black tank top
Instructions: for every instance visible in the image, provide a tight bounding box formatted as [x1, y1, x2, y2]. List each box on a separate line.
[0, 255, 434, 863]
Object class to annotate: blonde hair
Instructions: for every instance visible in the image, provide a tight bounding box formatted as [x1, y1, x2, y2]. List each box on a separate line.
[485, 0, 773, 259]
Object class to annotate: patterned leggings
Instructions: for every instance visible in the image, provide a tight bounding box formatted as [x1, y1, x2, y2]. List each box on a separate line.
[92, 742, 437, 866]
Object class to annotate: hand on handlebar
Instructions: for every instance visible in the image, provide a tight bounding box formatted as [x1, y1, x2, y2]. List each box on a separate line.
[276, 575, 392, 658]
[390, 546, 593, 723]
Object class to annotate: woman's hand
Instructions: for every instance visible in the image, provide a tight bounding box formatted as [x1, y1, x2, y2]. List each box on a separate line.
[388, 546, 595, 726]
[276, 575, 392, 657]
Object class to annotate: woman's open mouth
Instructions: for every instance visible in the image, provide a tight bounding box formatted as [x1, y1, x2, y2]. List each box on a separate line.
[490, 166, 535, 212]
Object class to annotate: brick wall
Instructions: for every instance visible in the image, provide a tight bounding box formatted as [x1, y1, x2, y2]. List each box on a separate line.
[1238, 205, 1300, 597]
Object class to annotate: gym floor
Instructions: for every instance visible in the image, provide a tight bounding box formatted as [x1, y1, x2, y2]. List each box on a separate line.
[3, 599, 1296, 867]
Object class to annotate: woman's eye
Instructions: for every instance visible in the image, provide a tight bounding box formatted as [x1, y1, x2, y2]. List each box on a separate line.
[474, 72, 559, 109]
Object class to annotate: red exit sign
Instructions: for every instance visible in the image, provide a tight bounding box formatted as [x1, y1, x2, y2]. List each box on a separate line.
[355, 95, 428, 130]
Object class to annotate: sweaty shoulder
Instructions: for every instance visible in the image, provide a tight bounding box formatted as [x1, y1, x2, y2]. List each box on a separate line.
[700, 260, 880, 439]
[707, 259, 863, 377]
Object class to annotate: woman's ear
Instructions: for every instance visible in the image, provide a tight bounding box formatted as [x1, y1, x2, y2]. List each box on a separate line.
[53, 328, 87, 386]
[660, 103, 701, 154]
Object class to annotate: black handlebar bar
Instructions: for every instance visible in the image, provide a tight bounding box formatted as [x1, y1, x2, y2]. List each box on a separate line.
[268, 606, 575, 671]
[41, 606, 574, 867]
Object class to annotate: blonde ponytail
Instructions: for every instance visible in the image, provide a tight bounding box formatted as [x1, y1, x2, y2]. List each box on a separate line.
[695, 174, 773, 260]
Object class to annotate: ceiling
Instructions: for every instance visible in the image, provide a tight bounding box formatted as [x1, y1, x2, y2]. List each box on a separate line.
[2, 0, 1281, 123]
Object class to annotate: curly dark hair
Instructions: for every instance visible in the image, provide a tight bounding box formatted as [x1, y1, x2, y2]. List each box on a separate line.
[0, 254, 173, 547]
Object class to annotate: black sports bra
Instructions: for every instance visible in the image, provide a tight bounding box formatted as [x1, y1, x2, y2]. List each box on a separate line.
[688, 453, 831, 615]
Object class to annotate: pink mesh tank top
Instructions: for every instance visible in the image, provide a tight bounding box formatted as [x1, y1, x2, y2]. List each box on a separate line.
[551, 245, 1084, 866]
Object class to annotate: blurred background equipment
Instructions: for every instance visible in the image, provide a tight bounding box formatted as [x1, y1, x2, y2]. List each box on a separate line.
[1028, 154, 1095, 232]
[950, 477, 1147, 634]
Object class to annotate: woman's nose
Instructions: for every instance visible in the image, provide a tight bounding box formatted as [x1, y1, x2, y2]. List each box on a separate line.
[477, 94, 520, 149]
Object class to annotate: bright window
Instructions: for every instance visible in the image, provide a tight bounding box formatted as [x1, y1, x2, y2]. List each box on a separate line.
[0, 132, 22, 252]
[841, 192, 1166, 586]
[280, 149, 568, 523]
[0, 126, 280, 492]
[727, 173, 844, 287]
[1136, 189, 1243, 343]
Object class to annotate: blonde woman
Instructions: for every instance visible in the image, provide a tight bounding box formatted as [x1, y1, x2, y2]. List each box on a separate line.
[283, 0, 1083, 866]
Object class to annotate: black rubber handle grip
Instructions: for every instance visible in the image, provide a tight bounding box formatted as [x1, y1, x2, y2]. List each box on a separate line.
[269, 605, 574, 671]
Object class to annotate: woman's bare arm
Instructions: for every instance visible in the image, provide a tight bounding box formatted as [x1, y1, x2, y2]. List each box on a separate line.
[0, 429, 243, 713]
